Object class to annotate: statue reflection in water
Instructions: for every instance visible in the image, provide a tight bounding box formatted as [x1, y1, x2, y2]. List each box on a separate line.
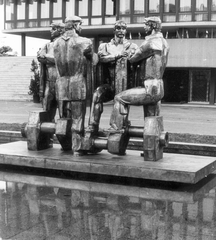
[1, 174, 216, 239]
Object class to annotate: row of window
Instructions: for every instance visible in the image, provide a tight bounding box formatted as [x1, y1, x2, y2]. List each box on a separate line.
[4, 0, 216, 30]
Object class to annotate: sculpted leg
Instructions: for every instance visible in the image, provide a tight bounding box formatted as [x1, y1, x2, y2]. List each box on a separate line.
[71, 101, 86, 152]
[48, 100, 58, 122]
[110, 80, 164, 130]
[110, 100, 130, 130]
[48, 81, 58, 122]
[144, 101, 161, 118]
[88, 91, 103, 133]
[88, 84, 114, 133]
[58, 101, 64, 118]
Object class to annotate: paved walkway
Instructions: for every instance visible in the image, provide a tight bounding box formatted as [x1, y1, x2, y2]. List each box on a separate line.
[0, 100, 216, 135]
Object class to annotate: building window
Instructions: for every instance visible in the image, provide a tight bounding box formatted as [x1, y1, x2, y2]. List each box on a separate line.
[134, 0, 144, 14]
[106, 0, 115, 15]
[163, 0, 176, 22]
[41, 1, 50, 18]
[53, 0, 62, 18]
[195, 0, 207, 11]
[17, 0, 25, 20]
[133, 0, 145, 23]
[195, 0, 208, 21]
[78, 0, 88, 16]
[91, 0, 102, 25]
[119, 0, 130, 14]
[179, 0, 191, 21]
[212, 0, 216, 11]
[66, 0, 75, 18]
[5, 0, 14, 21]
[149, 0, 160, 13]
[92, 0, 102, 16]
[163, 15, 176, 22]
[29, 1, 37, 19]
[105, 0, 116, 24]
[164, 0, 175, 13]
[180, 0, 191, 11]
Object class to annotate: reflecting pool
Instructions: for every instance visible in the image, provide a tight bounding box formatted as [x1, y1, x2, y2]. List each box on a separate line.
[0, 167, 215, 240]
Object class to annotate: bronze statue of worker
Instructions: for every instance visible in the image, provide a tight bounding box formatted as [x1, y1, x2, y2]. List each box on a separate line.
[110, 17, 169, 130]
[88, 20, 138, 134]
[53, 16, 93, 153]
[37, 22, 65, 122]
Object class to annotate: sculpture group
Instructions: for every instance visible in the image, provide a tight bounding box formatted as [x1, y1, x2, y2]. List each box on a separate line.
[23, 16, 169, 161]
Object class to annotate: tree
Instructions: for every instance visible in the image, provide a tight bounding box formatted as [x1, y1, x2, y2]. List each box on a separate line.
[0, 46, 13, 55]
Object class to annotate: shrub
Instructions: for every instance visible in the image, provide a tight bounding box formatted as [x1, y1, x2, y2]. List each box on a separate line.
[28, 59, 40, 96]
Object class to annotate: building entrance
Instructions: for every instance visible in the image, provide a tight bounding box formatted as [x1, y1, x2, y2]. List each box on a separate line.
[163, 69, 189, 103]
[189, 70, 210, 102]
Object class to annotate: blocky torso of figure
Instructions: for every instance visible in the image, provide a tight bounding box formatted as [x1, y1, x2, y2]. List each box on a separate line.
[37, 41, 58, 121]
[98, 39, 138, 93]
[53, 30, 93, 102]
[130, 32, 169, 84]
[88, 39, 138, 132]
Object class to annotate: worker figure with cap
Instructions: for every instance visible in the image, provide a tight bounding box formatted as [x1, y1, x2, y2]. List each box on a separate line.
[88, 20, 138, 134]
[37, 22, 65, 122]
[53, 16, 93, 153]
[110, 17, 169, 130]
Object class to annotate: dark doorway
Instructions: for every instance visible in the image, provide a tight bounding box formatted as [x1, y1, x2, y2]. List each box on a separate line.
[163, 69, 189, 103]
[189, 70, 210, 102]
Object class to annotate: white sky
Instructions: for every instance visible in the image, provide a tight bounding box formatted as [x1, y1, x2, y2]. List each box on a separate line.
[0, 5, 48, 56]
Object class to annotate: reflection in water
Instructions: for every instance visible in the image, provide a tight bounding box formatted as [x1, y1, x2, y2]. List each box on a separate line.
[0, 171, 215, 239]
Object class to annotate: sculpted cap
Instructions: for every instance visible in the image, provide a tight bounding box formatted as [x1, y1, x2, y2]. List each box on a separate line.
[143, 16, 161, 24]
[114, 20, 127, 30]
[143, 16, 162, 30]
[65, 16, 83, 24]
[50, 22, 65, 28]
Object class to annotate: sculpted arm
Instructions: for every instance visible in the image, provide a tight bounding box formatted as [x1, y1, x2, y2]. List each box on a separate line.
[129, 41, 154, 63]
[84, 40, 93, 60]
[37, 43, 55, 65]
[98, 43, 116, 63]
[44, 53, 55, 64]
[37, 44, 47, 64]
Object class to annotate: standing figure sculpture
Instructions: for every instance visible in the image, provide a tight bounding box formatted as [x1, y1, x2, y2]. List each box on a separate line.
[53, 16, 93, 153]
[110, 17, 169, 130]
[37, 22, 65, 122]
[88, 20, 138, 133]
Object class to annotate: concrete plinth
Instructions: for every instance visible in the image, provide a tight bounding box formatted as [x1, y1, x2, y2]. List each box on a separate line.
[0, 141, 215, 184]
[0, 171, 216, 204]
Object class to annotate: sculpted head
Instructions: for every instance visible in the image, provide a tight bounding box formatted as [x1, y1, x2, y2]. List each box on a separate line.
[113, 20, 127, 40]
[143, 17, 162, 35]
[65, 16, 83, 34]
[50, 22, 65, 41]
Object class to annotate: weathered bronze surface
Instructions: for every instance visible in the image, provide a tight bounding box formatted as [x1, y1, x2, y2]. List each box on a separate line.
[37, 22, 65, 122]
[36, 23, 65, 149]
[24, 16, 169, 162]
[88, 20, 138, 133]
[53, 16, 93, 153]
[109, 17, 169, 160]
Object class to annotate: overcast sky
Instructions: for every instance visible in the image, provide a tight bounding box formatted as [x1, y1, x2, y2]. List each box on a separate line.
[0, 5, 47, 56]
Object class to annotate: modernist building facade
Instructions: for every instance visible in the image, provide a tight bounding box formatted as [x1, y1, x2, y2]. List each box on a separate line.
[1, 0, 216, 104]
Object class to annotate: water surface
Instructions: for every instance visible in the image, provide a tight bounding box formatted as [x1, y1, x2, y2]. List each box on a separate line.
[0, 168, 215, 240]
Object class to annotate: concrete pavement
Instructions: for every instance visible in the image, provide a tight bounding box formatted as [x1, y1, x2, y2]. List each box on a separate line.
[0, 100, 216, 135]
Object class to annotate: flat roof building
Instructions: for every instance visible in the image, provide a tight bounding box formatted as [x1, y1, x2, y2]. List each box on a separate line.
[1, 0, 216, 104]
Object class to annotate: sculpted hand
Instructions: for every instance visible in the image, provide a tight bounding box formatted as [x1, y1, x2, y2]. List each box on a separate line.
[115, 51, 128, 59]
[121, 51, 129, 58]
